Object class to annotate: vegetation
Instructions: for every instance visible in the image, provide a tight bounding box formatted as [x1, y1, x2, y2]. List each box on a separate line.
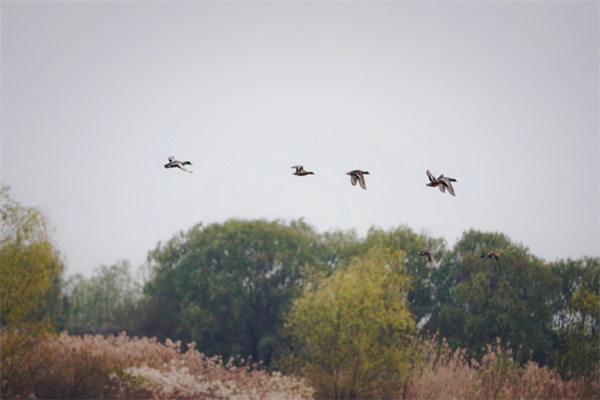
[1, 330, 311, 400]
[286, 246, 415, 398]
[55, 260, 143, 336]
[403, 336, 597, 400]
[551, 256, 600, 383]
[142, 219, 327, 365]
[1, 186, 598, 398]
[424, 230, 562, 366]
[0, 185, 63, 329]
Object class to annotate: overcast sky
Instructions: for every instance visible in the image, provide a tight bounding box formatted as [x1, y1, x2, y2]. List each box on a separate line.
[2, 1, 598, 277]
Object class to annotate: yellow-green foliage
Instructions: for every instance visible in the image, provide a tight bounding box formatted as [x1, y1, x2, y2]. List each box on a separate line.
[287, 245, 415, 399]
[0, 185, 63, 328]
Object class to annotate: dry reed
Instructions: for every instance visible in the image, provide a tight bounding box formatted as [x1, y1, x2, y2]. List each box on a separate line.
[1, 330, 312, 399]
[402, 337, 598, 400]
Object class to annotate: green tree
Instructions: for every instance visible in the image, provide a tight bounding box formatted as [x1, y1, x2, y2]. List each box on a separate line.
[425, 230, 561, 365]
[143, 219, 325, 364]
[286, 246, 415, 399]
[58, 260, 143, 335]
[362, 226, 446, 325]
[551, 256, 599, 382]
[0, 185, 64, 328]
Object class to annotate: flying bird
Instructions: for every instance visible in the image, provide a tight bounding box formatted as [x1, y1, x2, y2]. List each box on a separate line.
[426, 170, 457, 196]
[481, 252, 502, 268]
[292, 165, 315, 176]
[418, 251, 432, 262]
[439, 176, 458, 196]
[346, 170, 370, 190]
[164, 156, 193, 173]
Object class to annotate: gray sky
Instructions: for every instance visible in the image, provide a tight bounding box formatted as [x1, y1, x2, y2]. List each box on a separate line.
[2, 1, 598, 277]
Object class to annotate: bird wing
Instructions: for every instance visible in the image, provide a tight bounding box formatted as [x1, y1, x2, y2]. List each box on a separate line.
[177, 164, 193, 173]
[350, 174, 358, 186]
[439, 177, 456, 196]
[443, 180, 456, 196]
[357, 174, 367, 190]
[426, 170, 436, 183]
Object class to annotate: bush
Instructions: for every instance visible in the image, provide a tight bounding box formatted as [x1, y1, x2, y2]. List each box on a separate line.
[1, 330, 312, 399]
[1, 329, 150, 399]
[402, 336, 598, 400]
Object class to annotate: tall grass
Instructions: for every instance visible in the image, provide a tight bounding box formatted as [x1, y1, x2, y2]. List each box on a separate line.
[1, 330, 312, 399]
[401, 337, 598, 400]
[2, 330, 596, 399]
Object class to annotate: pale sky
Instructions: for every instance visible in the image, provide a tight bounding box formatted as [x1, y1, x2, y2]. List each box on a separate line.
[2, 1, 598, 277]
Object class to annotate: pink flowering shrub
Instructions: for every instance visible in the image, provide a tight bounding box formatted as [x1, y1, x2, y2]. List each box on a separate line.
[1, 330, 312, 399]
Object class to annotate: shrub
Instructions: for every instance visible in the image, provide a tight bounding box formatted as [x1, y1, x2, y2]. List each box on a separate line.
[1, 330, 312, 399]
[1, 329, 150, 399]
[402, 336, 598, 400]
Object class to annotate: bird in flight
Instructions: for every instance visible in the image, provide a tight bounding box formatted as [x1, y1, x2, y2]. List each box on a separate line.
[164, 156, 193, 173]
[426, 170, 458, 196]
[481, 252, 502, 268]
[418, 251, 432, 262]
[346, 170, 370, 190]
[292, 165, 315, 176]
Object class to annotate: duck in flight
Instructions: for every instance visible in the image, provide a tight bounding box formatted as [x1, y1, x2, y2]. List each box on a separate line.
[292, 165, 315, 176]
[418, 251, 432, 262]
[346, 170, 369, 190]
[164, 156, 193, 173]
[481, 252, 502, 268]
[426, 170, 458, 196]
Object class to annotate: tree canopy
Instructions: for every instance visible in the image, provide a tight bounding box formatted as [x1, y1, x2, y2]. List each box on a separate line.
[286, 245, 415, 399]
[56, 260, 142, 335]
[142, 219, 326, 364]
[3, 186, 596, 386]
[0, 185, 64, 329]
[424, 230, 562, 365]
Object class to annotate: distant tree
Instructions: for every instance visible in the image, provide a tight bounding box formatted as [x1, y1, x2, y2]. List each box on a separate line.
[362, 226, 446, 325]
[286, 246, 415, 399]
[143, 219, 325, 364]
[551, 256, 599, 382]
[316, 228, 363, 269]
[425, 229, 561, 366]
[0, 185, 64, 329]
[58, 260, 143, 335]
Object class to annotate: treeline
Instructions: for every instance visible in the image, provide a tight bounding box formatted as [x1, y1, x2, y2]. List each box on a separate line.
[1, 186, 598, 398]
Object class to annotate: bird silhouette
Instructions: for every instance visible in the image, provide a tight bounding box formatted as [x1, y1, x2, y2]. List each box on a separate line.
[164, 156, 193, 173]
[291, 165, 315, 176]
[418, 251, 432, 262]
[346, 170, 370, 190]
[426, 170, 457, 196]
[481, 252, 502, 268]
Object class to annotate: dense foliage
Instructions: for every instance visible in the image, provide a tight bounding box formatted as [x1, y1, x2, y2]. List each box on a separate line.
[142, 219, 327, 364]
[286, 246, 415, 398]
[0, 185, 64, 329]
[54, 261, 143, 336]
[1, 187, 598, 398]
[425, 230, 562, 365]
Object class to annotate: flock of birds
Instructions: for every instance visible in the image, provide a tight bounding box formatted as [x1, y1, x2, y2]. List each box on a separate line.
[164, 156, 503, 268]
